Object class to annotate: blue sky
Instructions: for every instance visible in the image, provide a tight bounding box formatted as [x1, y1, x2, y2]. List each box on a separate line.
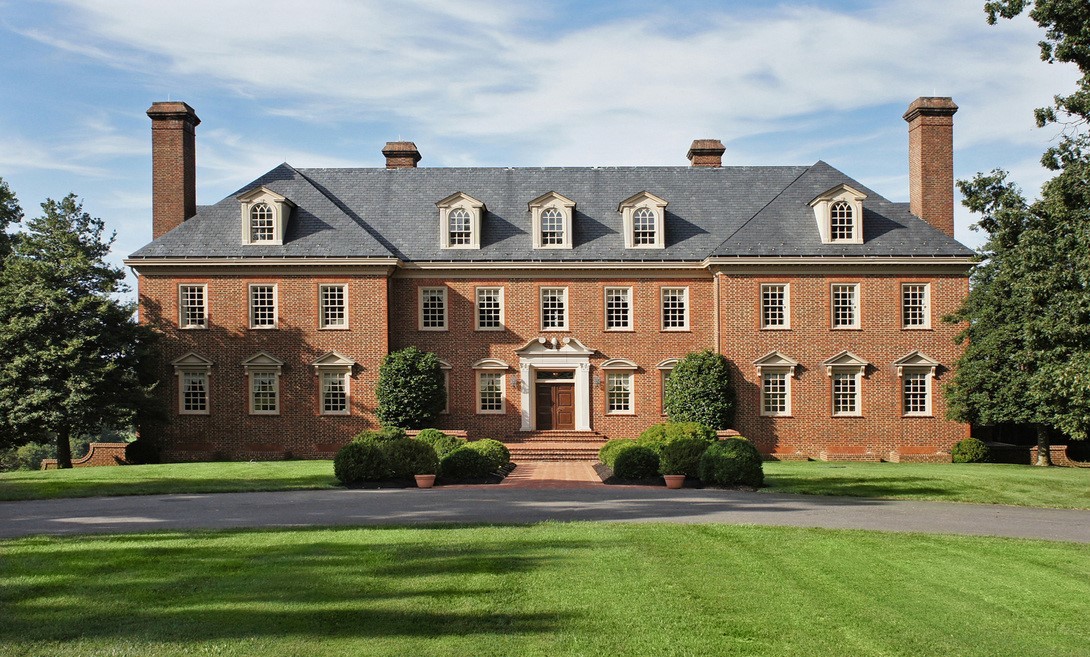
[0, 0, 1080, 287]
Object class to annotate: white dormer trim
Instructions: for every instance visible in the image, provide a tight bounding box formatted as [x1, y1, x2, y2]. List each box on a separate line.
[892, 351, 940, 378]
[311, 351, 356, 373]
[437, 192, 485, 250]
[618, 191, 667, 249]
[529, 191, 575, 250]
[601, 358, 638, 370]
[753, 351, 799, 376]
[810, 184, 867, 245]
[239, 186, 295, 246]
[821, 350, 870, 376]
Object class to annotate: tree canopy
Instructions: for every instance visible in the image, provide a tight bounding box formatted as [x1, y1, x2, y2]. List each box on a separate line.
[0, 177, 23, 261]
[375, 346, 446, 429]
[663, 350, 736, 430]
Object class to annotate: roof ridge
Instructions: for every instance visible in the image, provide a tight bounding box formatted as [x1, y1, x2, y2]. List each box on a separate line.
[292, 168, 399, 258]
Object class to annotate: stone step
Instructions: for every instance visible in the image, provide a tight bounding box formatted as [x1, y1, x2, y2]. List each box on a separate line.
[505, 431, 608, 444]
[508, 448, 601, 462]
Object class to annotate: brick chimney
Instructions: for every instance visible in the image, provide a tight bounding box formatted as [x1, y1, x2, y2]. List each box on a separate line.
[903, 97, 957, 238]
[147, 102, 200, 239]
[687, 139, 726, 167]
[382, 141, 421, 169]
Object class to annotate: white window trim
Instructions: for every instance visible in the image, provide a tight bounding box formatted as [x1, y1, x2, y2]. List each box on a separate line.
[172, 353, 213, 416]
[759, 370, 793, 417]
[248, 283, 278, 329]
[618, 191, 668, 249]
[243, 352, 284, 416]
[248, 371, 281, 415]
[476, 371, 506, 415]
[318, 284, 349, 330]
[830, 283, 861, 329]
[239, 186, 294, 246]
[810, 184, 866, 245]
[178, 284, 208, 330]
[439, 359, 452, 414]
[830, 370, 862, 417]
[900, 368, 933, 417]
[319, 371, 351, 416]
[901, 283, 932, 330]
[529, 192, 575, 250]
[540, 286, 569, 331]
[418, 286, 448, 332]
[602, 359, 637, 416]
[760, 283, 791, 330]
[660, 286, 690, 331]
[603, 286, 634, 332]
[474, 286, 505, 332]
[437, 192, 485, 250]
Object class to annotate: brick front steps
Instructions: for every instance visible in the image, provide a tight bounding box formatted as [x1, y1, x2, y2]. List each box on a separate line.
[504, 431, 608, 462]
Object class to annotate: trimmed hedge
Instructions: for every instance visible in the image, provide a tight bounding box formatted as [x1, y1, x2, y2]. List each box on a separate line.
[659, 435, 709, 477]
[599, 439, 636, 468]
[124, 438, 160, 465]
[439, 447, 495, 480]
[466, 439, 510, 470]
[376, 347, 446, 429]
[663, 350, 736, 429]
[414, 429, 465, 459]
[698, 438, 764, 487]
[383, 438, 440, 478]
[952, 437, 990, 463]
[612, 445, 660, 480]
[353, 426, 408, 444]
[334, 441, 388, 485]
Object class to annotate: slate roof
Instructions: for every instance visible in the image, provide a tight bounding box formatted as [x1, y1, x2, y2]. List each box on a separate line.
[129, 161, 973, 261]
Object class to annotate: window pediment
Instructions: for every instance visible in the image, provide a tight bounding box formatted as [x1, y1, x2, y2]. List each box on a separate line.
[172, 352, 213, 373]
[618, 191, 667, 249]
[810, 184, 866, 244]
[242, 351, 285, 373]
[437, 192, 485, 249]
[753, 351, 799, 376]
[239, 186, 294, 246]
[529, 191, 575, 249]
[311, 351, 356, 373]
[515, 336, 595, 357]
[893, 351, 939, 377]
[821, 350, 869, 376]
[472, 358, 510, 370]
[601, 358, 638, 370]
[656, 358, 679, 370]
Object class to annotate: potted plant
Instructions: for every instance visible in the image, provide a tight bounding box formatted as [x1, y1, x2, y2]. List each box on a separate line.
[662, 473, 686, 489]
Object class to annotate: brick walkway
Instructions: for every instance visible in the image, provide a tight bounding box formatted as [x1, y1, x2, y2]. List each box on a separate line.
[499, 461, 603, 489]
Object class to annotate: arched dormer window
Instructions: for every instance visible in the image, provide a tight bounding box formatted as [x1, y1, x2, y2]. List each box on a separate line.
[449, 208, 472, 245]
[633, 207, 657, 245]
[529, 192, 575, 249]
[810, 184, 866, 244]
[830, 202, 854, 241]
[618, 191, 667, 249]
[541, 208, 564, 245]
[238, 186, 294, 246]
[437, 192, 485, 249]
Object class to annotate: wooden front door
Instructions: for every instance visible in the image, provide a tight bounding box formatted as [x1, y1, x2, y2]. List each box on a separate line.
[536, 383, 576, 430]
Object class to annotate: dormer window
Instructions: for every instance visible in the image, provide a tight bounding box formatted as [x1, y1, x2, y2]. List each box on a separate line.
[437, 192, 485, 249]
[529, 192, 575, 249]
[238, 186, 294, 246]
[618, 191, 667, 249]
[810, 184, 866, 244]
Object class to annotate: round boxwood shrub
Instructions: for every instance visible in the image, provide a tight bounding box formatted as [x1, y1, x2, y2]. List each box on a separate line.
[612, 445, 661, 480]
[599, 439, 636, 468]
[376, 347, 446, 429]
[952, 437, 990, 463]
[381, 437, 440, 478]
[663, 350, 736, 429]
[334, 441, 389, 485]
[353, 426, 407, 444]
[698, 438, 764, 487]
[414, 429, 465, 459]
[466, 439, 510, 470]
[124, 438, 161, 465]
[659, 435, 710, 477]
[439, 447, 495, 480]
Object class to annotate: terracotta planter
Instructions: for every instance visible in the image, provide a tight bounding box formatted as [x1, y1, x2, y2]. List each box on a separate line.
[663, 474, 686, 489]
[414, 474, 436, 489]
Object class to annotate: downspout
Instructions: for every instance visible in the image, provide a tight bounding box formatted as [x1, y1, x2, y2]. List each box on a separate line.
[713, 270, 721, 353]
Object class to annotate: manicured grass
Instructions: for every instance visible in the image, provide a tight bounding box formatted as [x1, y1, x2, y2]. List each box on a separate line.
[0, 461, 338, 501]
[762, 461, 1090, 509]
[1, 523, 1087, 657]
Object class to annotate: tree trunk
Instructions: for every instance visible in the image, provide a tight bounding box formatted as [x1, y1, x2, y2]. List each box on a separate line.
[1035, 424, 1052, 467]
[56, 430, 73, 469]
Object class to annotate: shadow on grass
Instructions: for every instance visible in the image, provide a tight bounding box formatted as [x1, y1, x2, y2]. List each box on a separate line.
[764, 473, 953, 499]
[0, 474, 340, 502]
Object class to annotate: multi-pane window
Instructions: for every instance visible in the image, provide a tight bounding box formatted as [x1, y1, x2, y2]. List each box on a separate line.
[761, 284, 788, 329]
[179, 285, 207, 328]
[448, 208, 472, 245]
[903, 371, 930, 415]
[605, 287, 632, 330]
[319, 285, 347, 329]
[478, 372, 504, 413]
[251, 372, 279, 414]
[541, 287, 568, 330]
[420, 287, 447, 330]
[832, 372, 859, 415]
[476, 287, 503, 330]
[830, 201, 854, 241]
[250, 203, 275, 242]
[902, 284, 930, 328]
[540, 208, 565, 246]
[181, 372, 208, 414]
[633, 207, 657, 245]
[249, 284, 276, 328]
[606, 372, 633, 414]
[661, 287, 689, 330]
[321, 371, 349, 415]
[762, 372, 789, 416]
[831, 284, 859, 328]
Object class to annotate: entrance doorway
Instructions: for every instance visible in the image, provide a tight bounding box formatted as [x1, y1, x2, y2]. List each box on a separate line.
[535, 371, 575, 430]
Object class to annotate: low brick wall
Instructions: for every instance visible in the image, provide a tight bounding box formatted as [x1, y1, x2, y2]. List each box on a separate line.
[1030, 445, 1090, 468]
[40, 443, 128, 470]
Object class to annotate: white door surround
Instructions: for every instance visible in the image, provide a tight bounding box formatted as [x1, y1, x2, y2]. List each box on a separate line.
[514, 337, 594, 431]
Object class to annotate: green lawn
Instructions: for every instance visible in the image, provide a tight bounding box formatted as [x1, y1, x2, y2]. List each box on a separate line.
[1, 523, 1087, 657]
[762, 461, 1090, 509]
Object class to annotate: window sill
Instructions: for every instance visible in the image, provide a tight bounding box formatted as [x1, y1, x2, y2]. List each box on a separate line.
[661, 328, 691, 333]
[179, 325, 208, 330]
[319, 326, 350, 331]
[250, 412, 281, 416]
[476, 410, 506, 415]
[249, 326, 278, 330]
[606, 411, 636, 416]
[902, 413, 933, 418]
[320, 411, 351, 417]
[901, 327, 933, 331]
[540, 328, 570, 333]
[830, 327, 862, 331]
[605, 328, 635, 332]
[831, 413, 863, 418]
[760, 326, 791, 331]
[475, 327, 506, 332]
[179, 411, 210, 416]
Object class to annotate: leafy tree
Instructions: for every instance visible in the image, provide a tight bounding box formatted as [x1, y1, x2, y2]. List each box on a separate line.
[0, 177, 23, 262]
[375, 346, 445, 429]
[0, 195, 162, 467]
[663, 350, 735, 430]
[946, 1, 1090, 465]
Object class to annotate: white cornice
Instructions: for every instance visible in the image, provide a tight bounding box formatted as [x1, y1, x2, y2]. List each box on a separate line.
[400, 260, 705, 270]
[702, 256, 974, 267]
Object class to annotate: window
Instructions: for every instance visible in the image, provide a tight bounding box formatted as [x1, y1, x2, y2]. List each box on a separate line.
[249, 203, 275, 242]
[832, 372, 859, 416]
[541, 208, 565, 245]
[657, 359, 678, 415]
[249, 284, 277, 329]
[477, 372, 504, 414]
[762, 372, 789, 416]
[179, 284, 207, 329]
[541, 287, 568, 330]
[633, 208, 657, 245]
[319, 284, 347, 329]
[321, 371, 349, 415]
[605, 287, 632, 330]
[661, 287, 689, 330]
[239, 186, 294, 246]
[438, 360, 452, 414]
[419, 287, 447, 331]
[618, 191, 668, 249]
[761, 284, 789, 329]
[251, 372, 279, 414]
[830, 202, 854, 241]
[181, 372, 208, 414]
[903, 371, 930, 416]
[902, 284, 930, 329]
[810, 184, 866, 244]
[607, 372, 633, 414]
[831, 284, 859, 328]
[529, 192, 575, 249]
[448, 208, 472, 245]
[437, 192, 485, 249]
[475, 287, 504, 331]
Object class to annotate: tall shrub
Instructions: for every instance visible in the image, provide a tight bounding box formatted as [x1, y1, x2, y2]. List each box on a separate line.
[663, 351, 736, 430]
[375, 347, 445, 429]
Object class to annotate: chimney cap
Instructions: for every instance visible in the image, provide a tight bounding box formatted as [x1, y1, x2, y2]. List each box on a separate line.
[687, 138, 726, 167]
[903, 97, 958, 122]
[382, 141, 421, 168]
[146, 101, 201, 126]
